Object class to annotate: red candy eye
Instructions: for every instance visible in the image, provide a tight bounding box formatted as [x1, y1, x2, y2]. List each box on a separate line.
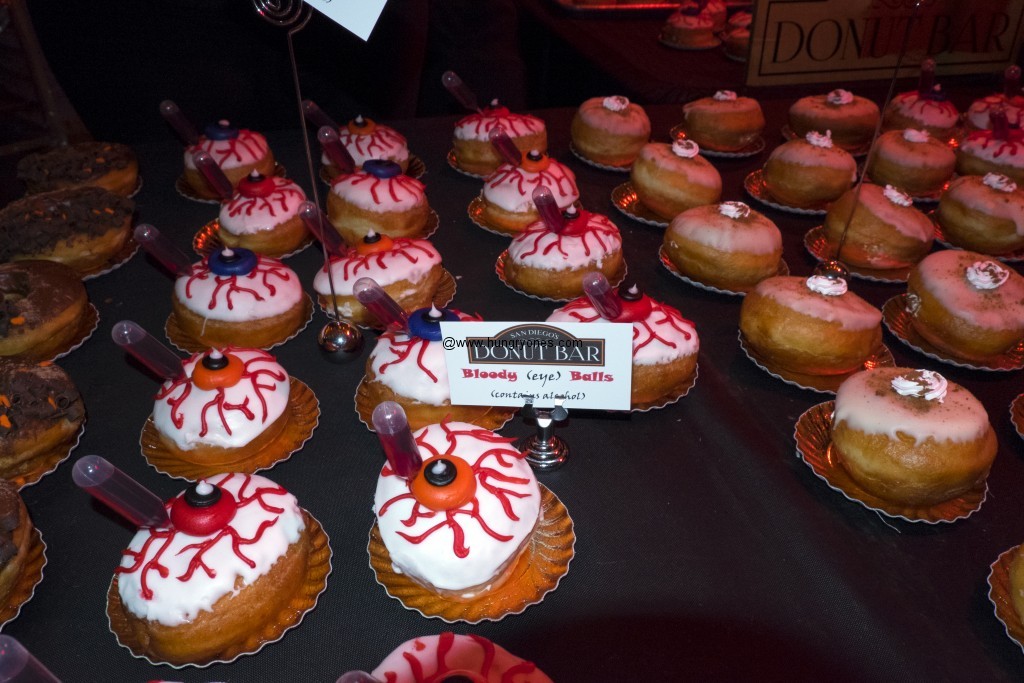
[170, 481, 237, 536]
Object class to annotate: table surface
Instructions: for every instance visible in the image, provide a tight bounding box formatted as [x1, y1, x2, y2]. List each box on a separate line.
[9, 101, 1024, 682]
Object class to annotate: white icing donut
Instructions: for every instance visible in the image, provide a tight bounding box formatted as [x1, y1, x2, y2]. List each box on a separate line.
[313, 239, 441, 299]
[218, 177, 306, 235]
[373, 421, 541, 595]
[637, 143, 721, 189]
[152, 348, 290, 451]
[944, 175, 1024, 236]
[547, 297, 698, 366]
[184, 130, 270, 171]
[667, 8, 714, 28]
[330, 171, 426, 214]
[508, 211, 622, 271]
[319, 121, 409, 168]
[751, 276, 881, 331]
[768, 138, 858, 176]
[454, 107, 545, 142]
[668, 202, 781, 255]
[372, 633, 553, 683]
[576, 97, 651, 137]
[482, 159, 579, 213]
[116, 473, 304, 627]
[175, 255, 303, 322]
[915, 249, 1024, 331]
[834, 367, 990, 445]
[368, 311, 477, 405]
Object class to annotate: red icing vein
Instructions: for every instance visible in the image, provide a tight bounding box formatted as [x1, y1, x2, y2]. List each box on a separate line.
[331, 172, 424, 205]
[514, 212, 618, 261]
[382, 632, 538, 683]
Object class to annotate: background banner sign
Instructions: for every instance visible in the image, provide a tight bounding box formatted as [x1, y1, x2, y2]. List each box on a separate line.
[439, 321, 634, 411]
[747, 0, 1024, 86]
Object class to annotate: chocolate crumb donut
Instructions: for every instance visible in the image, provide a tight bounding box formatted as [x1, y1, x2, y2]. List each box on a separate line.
[0, 187, 133, 275]
[0, 261, 89, 361]
[0, 361, 84, 480]
[17, 142, 138, 197]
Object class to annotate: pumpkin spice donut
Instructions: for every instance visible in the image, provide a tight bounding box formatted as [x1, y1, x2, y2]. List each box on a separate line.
[0, 261, 89, 362]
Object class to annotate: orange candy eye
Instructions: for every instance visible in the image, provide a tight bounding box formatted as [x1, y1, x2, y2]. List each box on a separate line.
[355, 233, 394, 256]
[191, 353, 244, 390]
[520, 151, 550, 173]
[348, 117, 377, 135]
[409, 456, 476, 511]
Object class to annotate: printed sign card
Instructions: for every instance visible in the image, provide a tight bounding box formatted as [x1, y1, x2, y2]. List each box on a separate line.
[439, 321, 633, 411]
[305, 0, 388, 41]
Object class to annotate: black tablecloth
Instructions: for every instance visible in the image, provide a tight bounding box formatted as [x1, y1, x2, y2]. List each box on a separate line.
[10, 103, 1024, 682]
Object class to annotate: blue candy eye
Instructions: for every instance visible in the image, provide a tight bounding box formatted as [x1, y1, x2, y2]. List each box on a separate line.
[207, 247, 258, 276]
[204, 121, 239, 140]
[362, 159, 401, 179]
[407, 307, 458, 341]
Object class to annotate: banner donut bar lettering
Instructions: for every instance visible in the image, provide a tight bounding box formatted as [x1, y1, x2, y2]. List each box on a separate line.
[747, 0, 1024, 86]
[439, 321, 634, 411]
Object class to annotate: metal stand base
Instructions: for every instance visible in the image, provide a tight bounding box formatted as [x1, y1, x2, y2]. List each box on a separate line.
[521, 435, 569, 471]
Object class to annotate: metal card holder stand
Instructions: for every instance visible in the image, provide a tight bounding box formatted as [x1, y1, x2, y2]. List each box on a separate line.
[520, 395, 569, 471]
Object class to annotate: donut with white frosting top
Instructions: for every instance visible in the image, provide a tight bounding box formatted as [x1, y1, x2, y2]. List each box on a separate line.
[907, 249, 1024, 361]
[740, 275, 882, 375]
[936, 174, 1024, 254]
[882, 87, 960, 140]
[452, 102, 547, 177]
[631, 141, 722, 220]
[762, 133, 857, 208]
[320, 116, 410, 176]
[505, 209, 623, 299]
[682, 91, 765, 152]
[110, 473, 316, 666]
[371, 633, 553, 683]
[217, 174, 309, 257]
[661, 5, 717, 49]
[171, 250, 307, 349]
[665, 201, 782, 291]
[327, 162, 431, 244]
[571, 96, 651, 166]
[823, 183, 934, 269]
[152, 348, 291, 452]
[788, 90, 880, 149]
[832, 367, 996, 505]
[374, 421, 541, 597]
[866, 128, 955, 195]
[313, 236, 443, 325]
[548, 291, 698, 405]
[480, 153, 579, 234]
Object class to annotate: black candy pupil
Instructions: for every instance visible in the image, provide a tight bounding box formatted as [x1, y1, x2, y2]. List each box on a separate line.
[425, 459, 457, 486]
[184, 484, 221, 508]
